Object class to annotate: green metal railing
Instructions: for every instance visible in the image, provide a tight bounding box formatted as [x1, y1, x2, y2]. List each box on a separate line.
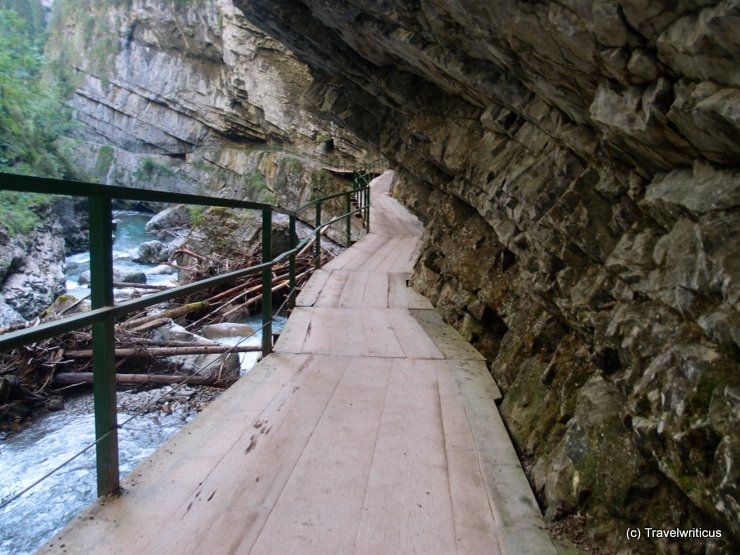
[0, 170, 371, 498]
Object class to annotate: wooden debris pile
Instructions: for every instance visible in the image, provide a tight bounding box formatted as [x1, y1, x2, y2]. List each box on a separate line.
[0, 240, 333, 429]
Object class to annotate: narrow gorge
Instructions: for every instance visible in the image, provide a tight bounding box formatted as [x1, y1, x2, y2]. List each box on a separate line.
[5, 0, 739, 553]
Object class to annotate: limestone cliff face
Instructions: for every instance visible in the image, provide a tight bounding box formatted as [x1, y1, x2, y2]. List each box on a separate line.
[235, 0, 739, 551]
[46, 0, 374, 206]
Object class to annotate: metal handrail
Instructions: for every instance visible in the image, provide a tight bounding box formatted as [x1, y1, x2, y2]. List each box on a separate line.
[1, 173, 288, 212]
[0, 168, 371, 498]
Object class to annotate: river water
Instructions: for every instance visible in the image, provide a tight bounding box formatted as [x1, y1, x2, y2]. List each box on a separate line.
[0, 211, 286, 555]
[0, 402, 185, 555]
[65, 210, 177, 296]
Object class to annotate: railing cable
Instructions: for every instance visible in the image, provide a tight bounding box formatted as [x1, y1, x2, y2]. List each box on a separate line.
[0, 269, 313, 512]
[0, 167, 373, 508]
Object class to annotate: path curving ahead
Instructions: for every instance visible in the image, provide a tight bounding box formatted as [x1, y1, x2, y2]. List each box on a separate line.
[39, 171, 556, 555]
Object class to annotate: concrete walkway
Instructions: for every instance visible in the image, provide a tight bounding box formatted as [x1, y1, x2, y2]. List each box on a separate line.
[39, 172, 555, 555]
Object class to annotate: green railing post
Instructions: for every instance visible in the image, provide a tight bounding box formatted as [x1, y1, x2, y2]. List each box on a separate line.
[88, 196, 120, 497]
[345, 192, 352, 247]
[288, 214, 297, 308]
[0, 170, 389, 507]
[261, 208, 273, 357]
[314, 200, 322, 269]
[363, 184, 366, 228]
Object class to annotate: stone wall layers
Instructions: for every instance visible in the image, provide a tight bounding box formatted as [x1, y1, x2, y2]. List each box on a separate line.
[235, 0, 739, 551]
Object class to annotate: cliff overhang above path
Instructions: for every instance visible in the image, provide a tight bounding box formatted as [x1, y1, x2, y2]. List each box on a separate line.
[234, 1, 740, 551]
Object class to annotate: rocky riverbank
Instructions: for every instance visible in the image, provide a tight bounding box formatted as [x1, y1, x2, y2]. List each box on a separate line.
[0, 199, 175, 329]
[0, 191, 343, 431]
[0, 197, 76, 328]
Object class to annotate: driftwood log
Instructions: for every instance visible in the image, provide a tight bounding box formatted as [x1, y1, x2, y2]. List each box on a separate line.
[1, 235, 338, 423]
[113, 281, 170, 290]
[121, 301, 210, 331]
[53, 372, 225, 386]
[64, 344, 261, 358]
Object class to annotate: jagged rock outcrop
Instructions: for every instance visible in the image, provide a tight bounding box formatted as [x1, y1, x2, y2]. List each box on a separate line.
[144, 204, 191, 237]
[52, 196, 89, 254]
[0, 207, 66, 325]
[0, 194, 91, 325]
[234, 1, 739, 552]
[133, 240, 174, 264]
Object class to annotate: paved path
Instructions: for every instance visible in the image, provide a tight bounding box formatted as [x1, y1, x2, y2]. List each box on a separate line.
[39, 172, 555, 555]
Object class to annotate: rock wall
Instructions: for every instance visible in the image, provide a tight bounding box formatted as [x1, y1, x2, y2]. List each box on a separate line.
[46, 0, 376, 205]
[0, 202, 67, 326]
[234, 0, 739, 552]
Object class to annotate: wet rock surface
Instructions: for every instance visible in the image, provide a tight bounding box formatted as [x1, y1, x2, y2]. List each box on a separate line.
[144, 205, 191, 238]
[235, 0, 740, 551]
[0, 205, 66, 324]
[62, 385, 222, 421]
[134, 240, 175, 264]
[115, 385, 223, 419]
[152, 322, 241, 377]
[78, 268, 148, 286]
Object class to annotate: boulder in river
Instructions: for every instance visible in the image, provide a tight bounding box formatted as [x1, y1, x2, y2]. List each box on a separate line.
[202, 323, 256, 340]
[146, 264, 176, 276]
[40, 294, 91, 318]
[133, 240, 174, 264]
[153, 322, 240, 377]
[117, 270, 147, 284]
[78, 268, 148, 285]
[145, 205, 191, 238]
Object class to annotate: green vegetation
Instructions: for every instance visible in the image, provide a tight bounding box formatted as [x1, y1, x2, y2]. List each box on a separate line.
[244, 172, 274, 202]
[0, 0, 45, 37]
[46, 0, 124, 95]
[0, 191, 50, 236]
[193, 160, 216, 173]
[278, 156, 303, 173]
[95, 145, 115, 177]
[133, 157, 177, 182]
[0, 8, 75, 178]
[311, 168, 335, 195]
[246, 172, 267, 191]
[188, 205, 206, 225]
[0, 8, 69, 235]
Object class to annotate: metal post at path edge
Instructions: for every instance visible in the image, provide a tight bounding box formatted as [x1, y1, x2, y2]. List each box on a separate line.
[345, 192, 352, 247]
[89, 195, 120, 497]
[288, 214, 296, 308]
[314, 200, 322, 269]
[365, 184, 370, 232]
[261, 209, 273, 357]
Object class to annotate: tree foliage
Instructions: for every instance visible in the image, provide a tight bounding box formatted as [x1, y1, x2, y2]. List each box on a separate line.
[0, 6, 74, 178]
[0, 0, 45, 37]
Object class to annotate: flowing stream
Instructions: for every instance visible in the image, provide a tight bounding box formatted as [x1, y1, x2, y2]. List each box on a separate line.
[65, 210, 177, 296]
[0, 401, 185, 555]
[0, 211, 286, 555]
